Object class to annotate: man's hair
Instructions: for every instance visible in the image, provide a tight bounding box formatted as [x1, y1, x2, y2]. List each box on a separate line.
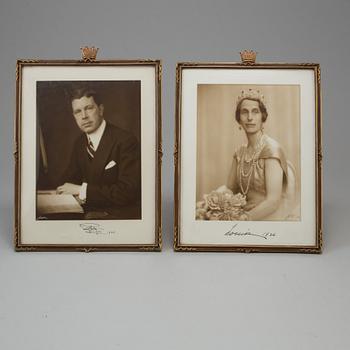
[68, 84, 102, 106]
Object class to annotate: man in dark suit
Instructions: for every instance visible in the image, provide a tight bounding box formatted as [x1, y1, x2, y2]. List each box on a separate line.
[56, 86, 141, 219]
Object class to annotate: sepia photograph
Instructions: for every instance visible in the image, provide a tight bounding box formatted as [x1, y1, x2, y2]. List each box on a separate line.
[196, 84, 300, 222]
[174, 61, 322, 253]
[15, 59, 162, 251]
[36, 80, 141, 221]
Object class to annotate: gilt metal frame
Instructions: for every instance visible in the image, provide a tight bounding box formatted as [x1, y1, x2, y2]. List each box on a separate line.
[15, 52, 162, 252]
[174, 58, 322, 253]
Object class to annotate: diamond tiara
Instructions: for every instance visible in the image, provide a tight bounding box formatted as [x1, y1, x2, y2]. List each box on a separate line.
[236, 88, 266, 105]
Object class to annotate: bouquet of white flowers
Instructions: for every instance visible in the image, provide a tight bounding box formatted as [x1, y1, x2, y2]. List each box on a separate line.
[196, 186, 247, 221]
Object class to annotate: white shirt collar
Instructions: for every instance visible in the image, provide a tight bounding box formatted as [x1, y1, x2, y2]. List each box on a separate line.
[86, 119, 106, 150]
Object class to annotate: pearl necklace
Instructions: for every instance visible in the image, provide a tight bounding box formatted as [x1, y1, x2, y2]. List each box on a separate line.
[239, 135, 265, 197]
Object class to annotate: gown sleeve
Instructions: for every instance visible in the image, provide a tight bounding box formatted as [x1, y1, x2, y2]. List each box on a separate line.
[233, 146, 244, 163]
[259, 137, 288, 177]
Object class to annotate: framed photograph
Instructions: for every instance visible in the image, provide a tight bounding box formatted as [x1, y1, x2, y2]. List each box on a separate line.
[15, 55, 162, 251]
[174, 57, 322, 253]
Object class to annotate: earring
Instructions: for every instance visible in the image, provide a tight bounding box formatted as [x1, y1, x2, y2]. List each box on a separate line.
[239, 125, 242, 130]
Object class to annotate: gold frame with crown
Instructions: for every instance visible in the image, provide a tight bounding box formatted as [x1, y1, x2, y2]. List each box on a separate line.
[14, 49, 162, 252]
[174, 53, 322, 253]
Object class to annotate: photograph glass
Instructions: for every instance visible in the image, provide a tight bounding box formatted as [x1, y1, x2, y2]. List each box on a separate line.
[36, 80, 142, 221]
[196, 84, 301, 222]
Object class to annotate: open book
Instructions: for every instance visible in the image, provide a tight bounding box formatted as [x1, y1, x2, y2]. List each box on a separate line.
[37, 191, 84, 215]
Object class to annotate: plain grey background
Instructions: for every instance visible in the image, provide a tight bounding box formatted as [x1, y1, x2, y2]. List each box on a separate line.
[1, 0, 349, 349]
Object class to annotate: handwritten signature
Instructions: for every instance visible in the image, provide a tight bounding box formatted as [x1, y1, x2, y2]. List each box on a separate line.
[79, 223, 116, 235]
[224, 224, 276, 240]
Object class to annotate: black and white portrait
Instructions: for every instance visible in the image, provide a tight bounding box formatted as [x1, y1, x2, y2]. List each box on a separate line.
[196, 84, 301, 222]
[36, 81, 141, 220]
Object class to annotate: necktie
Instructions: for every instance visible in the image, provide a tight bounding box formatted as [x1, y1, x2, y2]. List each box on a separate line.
[86, 137, 95, 160]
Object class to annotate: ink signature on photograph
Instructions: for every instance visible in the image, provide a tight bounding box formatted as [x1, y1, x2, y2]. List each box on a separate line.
[224, 224, 276, 240]
[79, 223, 116, 235]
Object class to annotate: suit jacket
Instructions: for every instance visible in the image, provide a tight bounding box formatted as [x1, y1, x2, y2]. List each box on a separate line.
[64, 122, 141, 219]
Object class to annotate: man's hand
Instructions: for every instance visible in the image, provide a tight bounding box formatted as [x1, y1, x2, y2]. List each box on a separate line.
[56, 183, 81, 195]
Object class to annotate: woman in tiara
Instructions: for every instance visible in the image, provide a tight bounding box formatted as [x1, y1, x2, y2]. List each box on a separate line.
[227, 88, 298, 221]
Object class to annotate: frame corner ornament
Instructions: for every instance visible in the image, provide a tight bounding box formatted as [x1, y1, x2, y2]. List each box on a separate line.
[18, 59, 39, 64]
[317, 65, 321, 84]
[318, 228, 323, 251]
[14, 226, 20, 248]
[158, 64, 162, 81]
[172, 226, 198, 252]
[15, 238, 37, 252]
[158, 225, 162, 247]
[239, 50, 257, 65]
[298, 247, 322, 254]
[80, 46, 99, 62]
[173, 225, 179, 250]
[176, 66, 181, 84]
[16, 63, 20, 81]
[16, 247, 37, 252]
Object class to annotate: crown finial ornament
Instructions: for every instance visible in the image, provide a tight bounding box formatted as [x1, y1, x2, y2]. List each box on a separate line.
[80, 46, 99, 62]
[240, 50, 257, 64]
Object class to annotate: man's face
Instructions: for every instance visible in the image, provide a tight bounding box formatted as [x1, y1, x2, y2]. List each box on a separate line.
[72, 96, 104, 134]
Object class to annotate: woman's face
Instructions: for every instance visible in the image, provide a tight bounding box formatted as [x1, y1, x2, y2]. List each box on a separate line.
[239, 99, 263, 134]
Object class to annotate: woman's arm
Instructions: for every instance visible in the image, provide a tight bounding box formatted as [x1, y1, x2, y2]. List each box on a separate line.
[245, 158, 283, 220]
[227, 157, 239, 193]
